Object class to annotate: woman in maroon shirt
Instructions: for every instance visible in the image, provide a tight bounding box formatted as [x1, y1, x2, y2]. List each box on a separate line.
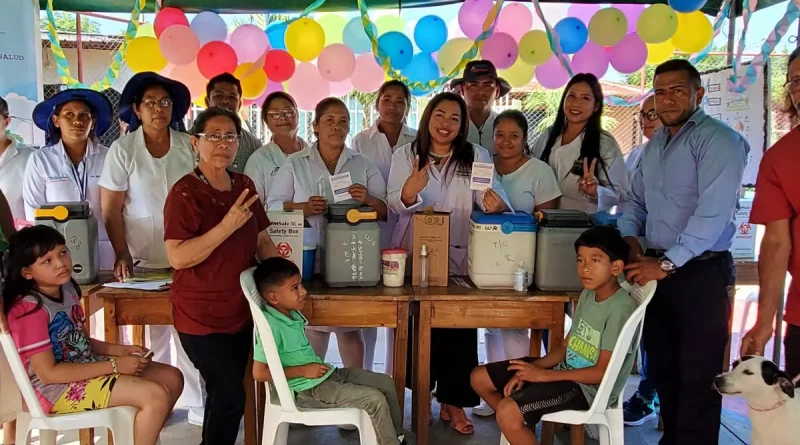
[163, 107, 277, 445]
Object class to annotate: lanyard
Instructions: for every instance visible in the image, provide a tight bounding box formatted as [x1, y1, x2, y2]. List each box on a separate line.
[64, 148, 89, 202]
[194, 167, 235, 187]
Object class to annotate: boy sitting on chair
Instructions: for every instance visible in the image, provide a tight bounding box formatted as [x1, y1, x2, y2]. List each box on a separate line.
[251, 257, 406, 445]
[471, 226, 638, 445]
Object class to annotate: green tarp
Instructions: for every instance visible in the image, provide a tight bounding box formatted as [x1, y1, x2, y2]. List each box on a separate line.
[42, 0, 780, 17]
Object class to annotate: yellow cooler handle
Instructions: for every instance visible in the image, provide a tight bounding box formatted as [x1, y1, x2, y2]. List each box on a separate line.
[34, 206, 69, 222]
[346, 208, 378, 224]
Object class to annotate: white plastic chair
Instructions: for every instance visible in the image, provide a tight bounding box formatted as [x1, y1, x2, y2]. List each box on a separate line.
[0, 332, 137, 445]
[500, 281, 657, 445]
[239, 267, 378, 445]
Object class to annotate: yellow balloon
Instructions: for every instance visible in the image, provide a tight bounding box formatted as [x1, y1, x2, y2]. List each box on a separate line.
[124, 37, 167, 73]
[285, 18, 326, 62]
[375, 15, 405, 35]
[671, 12, 712, 54]
[518, 30, 552, 66]
[233, 63, 269, 99]
[646, 41, 674, 64]
[637, 4, 678, 44]
[194, 94, 207, 108]
[499, 57, 534, 88]
[589, 8, 628, 47]
[317, 14, 347, 44]
[437, 37, 474, 77]
[136, 23, 156, 39]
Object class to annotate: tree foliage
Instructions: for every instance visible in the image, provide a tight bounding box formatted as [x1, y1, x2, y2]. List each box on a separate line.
[41, 12, 101, 33]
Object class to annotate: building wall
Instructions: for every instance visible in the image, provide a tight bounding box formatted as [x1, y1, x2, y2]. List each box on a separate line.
[41, 46, 119, 86]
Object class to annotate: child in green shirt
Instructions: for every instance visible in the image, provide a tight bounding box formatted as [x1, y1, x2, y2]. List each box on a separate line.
[251, 257, 406, 445]
[471, 226, 638, 445]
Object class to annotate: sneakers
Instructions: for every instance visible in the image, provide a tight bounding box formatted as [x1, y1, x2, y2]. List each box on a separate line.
[187, 407, 205, 426]
[471, 400, 495, 417]
[623, 393, 657, 426]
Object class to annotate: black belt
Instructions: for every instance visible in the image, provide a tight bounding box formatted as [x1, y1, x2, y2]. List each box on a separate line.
[645, 249, 725, 263]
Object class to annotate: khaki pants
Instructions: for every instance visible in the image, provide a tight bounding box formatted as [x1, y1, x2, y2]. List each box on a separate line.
[296, 368, 403, 445]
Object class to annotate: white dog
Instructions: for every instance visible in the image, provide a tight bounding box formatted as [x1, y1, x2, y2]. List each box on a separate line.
[714, 356, 799, 445]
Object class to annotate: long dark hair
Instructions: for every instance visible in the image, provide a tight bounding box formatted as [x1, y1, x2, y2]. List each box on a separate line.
[785, 46, 800, 121]
[494, 109, 531, 155]
[411, 92, 473, 177]
[2, 226, 79, 318]
[539, 73, 608, 179]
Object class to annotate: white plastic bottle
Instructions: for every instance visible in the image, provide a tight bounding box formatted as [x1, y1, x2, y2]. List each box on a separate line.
[419, 244, 429, 288]
[514, 260, 528, 292]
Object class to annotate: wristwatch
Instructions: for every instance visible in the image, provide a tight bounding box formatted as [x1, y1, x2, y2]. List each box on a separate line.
[658, 256, 677, 275]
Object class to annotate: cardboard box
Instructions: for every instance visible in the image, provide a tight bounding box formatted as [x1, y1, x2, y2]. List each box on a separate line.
[412, 210, 450, 286]
[731, 198, 756, 260]
[267, 210, 305, 271]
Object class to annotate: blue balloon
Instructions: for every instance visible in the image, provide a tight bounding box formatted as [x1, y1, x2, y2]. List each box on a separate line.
[266, 21, 287, 50]
[403, 53, 440, 83]
[343, 17, 377, 54]
[668, 0, 708, 13]
[554, 17, 588, 54]
[414, 15, 448, 53]
[378, 32, 414, 70]
[411, 87, 431, 97]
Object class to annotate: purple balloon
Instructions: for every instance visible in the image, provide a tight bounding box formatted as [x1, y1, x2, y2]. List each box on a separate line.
[458, 0, 495, 40]
[613, 4, 646, 33]
[536, 56, 570, 89]
[572, 41, 609, 79]
[481, 32, 518, 70]
[609, 34, 647, 74]
[567, 4, 600, 25]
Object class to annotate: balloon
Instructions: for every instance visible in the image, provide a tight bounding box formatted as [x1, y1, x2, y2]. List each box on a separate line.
[458, 0, 495, 40]
[498, 57, 534, 88]
[647, 41, 675, 64]
[402, 52, 440, 83]
[343, 17, 377, 54]
[125, 37, 168, 73]
[637, 4, 678, 44]
[193, 94, 206, 108]
[266, 21, 287, 50]
[191, 11, 227, 45]
[242, 99, 256, 107]
[609, 34, 648, 74]
[567, 4, 600, 25]
[496, 3, 533, 41]
[414, 15, 448, 53]
[671, 11, 712, 53]
[285, 18, 325, 62]
[264, 49, 296, 82]
[589, 8, 628, 47]
[554, 17, 588, 54]
[351, 53, 385, 93]
[196, 41, 238, 79]
[329, 78, 354, 97]
[230, 24, 271, 64]
[376, 15, 405, 35]
[159, 25, 200, 65]
[317, 14, 347, 44]
[669, 0, 708, 13]
[169, 62, 208, 100]
[518, 30, 553, 66]
[317, 43, 356, 82]
[154, 7, 189, 38]
[378, 32, 414, 70]
[572, 41, 609, 79]
[535, 56, 569, 89]
[254, 79, 285, 108]
[289, 62, 331, 110]
[613, 4, 646, 33]
[135, 23, 156, 39]
[437, 37, 473, 76]
[233, 63, 269, 99]
[480, 32, 518, 70]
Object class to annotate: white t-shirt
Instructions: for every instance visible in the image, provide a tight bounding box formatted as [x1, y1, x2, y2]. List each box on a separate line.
[0, 139, 33, 223]
[467, 111, 497, 156]
[98, 127, 194, 269]
[497, 158, 562, 214]
[243, 138, 310, 204]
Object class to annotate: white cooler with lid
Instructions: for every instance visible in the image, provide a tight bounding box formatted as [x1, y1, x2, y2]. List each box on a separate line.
[468, 211, 538, 289]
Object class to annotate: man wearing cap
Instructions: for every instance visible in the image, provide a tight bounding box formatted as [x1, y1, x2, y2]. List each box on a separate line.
[450, 60, 512, 156]
[205, 73, 262, 172]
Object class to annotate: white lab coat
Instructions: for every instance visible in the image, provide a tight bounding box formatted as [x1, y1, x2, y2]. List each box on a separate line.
[0, 139, 33, 224]
[243, 138, 310, 205]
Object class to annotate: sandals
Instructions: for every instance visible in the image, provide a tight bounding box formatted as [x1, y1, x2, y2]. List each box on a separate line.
[439, 403, 474, 435]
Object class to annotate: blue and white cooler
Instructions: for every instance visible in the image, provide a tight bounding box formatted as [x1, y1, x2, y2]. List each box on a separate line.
[468, 211, 538, 289]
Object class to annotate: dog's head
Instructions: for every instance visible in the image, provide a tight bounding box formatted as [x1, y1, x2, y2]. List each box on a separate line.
[714, 356, 795, 399]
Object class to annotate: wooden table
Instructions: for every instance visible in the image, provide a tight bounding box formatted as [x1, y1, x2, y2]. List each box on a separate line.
[410, 281, 574, 445]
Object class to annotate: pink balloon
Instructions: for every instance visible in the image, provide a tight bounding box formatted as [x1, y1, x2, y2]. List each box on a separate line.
[535, 56, 570, 89]
[289, 63, 331, 111]
[496, 3, 533, 41]
[480, 32, 518, 70]
[567, 4, 600, 25]
[317, 44, 357, 82]
[609, 34, 647, 74]
[613, 4, 646, 33]
[154, 7, 189, 37]
[351, 53, 385, 93]
[254, 80, 285, 108]
[459, 0, 495, 40]
[168, 63, 207, 100]
[230, 24, 271, 64]
[330, 78, 354, 97]
[159, 25, 200, 65]
[571, 41, 609, 79]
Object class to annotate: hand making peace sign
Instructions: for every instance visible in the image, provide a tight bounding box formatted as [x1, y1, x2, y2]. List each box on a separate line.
[578, 157, 599, 197]
[220, 189, 260, 235]
[401, 155, 434, 205]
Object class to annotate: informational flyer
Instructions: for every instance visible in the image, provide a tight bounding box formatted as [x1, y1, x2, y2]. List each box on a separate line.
[470, 162, 495, 191]
[329, 172, 353, 203]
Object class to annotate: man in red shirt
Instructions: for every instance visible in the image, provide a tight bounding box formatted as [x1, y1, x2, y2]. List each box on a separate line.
[741, 47, 800, 378]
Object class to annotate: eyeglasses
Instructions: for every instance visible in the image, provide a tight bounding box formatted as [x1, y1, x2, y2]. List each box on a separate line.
[784, 79, 800, 93]
[266, 109, 297, 120]
[142, 99, 173, 109]
[197, 133, 239, 143]
[638, 110, 659, 122]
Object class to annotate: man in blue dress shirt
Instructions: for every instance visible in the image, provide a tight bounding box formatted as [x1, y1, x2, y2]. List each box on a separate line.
[618, 59, 749, 445]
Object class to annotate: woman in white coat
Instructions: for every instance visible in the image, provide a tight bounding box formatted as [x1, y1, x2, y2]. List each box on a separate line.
[387, 92, 510, 434]
[0, 97, 33, 227]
